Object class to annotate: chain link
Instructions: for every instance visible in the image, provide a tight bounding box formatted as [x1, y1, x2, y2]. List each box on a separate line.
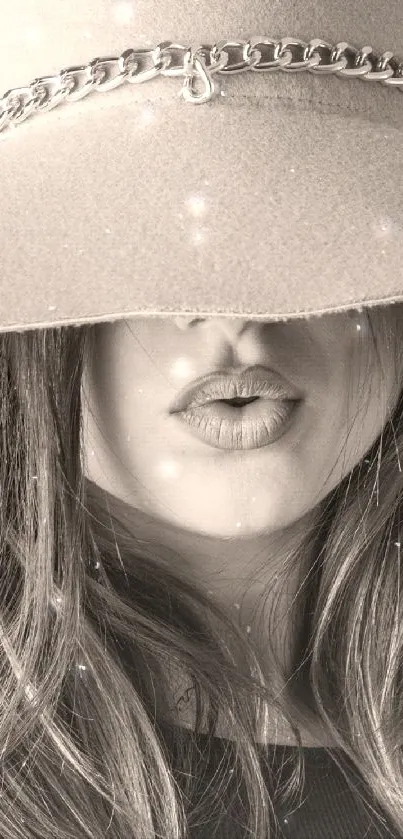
[1, 36, 402, 132]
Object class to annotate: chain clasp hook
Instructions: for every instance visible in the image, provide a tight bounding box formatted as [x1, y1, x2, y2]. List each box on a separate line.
[181, 50, 219, 104]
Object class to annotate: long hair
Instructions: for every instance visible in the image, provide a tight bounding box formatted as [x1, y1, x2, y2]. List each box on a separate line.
[1, 306, 403, 838]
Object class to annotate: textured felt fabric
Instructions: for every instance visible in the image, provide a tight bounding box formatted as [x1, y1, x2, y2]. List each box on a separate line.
[0, 0, 403, 333]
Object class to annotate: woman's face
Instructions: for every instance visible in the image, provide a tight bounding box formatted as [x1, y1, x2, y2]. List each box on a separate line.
[82, 309, 402, 556]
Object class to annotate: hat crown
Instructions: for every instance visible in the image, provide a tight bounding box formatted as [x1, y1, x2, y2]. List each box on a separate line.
[1, 0, 403, 334]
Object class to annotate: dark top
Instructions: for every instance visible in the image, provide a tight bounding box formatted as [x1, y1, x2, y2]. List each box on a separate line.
[158, 721, 401, 838]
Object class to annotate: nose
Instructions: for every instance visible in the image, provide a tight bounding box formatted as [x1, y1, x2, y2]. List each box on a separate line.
[174, 316, 251, 340]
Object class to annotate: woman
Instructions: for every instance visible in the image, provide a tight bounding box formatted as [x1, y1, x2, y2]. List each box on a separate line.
[2, 0, 403, 832]
[1, 304, 403, 838]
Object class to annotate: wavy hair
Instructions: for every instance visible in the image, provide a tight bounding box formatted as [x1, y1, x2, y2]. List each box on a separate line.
[1, 306, 403, 838]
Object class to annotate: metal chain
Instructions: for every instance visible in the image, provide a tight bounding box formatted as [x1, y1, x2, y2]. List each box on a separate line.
[1, 36, 402, 133]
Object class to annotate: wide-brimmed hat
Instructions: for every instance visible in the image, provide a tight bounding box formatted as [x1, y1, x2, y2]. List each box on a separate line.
[1, 0, 403, 334]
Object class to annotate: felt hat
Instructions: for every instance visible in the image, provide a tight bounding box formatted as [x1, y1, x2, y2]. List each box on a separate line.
[1, 0, 403, 334]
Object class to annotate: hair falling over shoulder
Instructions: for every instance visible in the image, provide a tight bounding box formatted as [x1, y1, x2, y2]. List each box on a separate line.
[1, 313, 403, 838]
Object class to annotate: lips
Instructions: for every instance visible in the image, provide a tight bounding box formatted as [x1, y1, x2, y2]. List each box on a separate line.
[175, 397, 301, 450]
[168, 364, 302, 414]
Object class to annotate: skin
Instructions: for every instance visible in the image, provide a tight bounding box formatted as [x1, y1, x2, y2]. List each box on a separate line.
[81, 307, 402, 744]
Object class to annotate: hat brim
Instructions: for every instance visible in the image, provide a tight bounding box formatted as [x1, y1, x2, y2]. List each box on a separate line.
[1, 82, 403, 333]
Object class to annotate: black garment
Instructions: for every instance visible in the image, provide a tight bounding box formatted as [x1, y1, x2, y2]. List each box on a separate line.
[159, 721, 401, 839]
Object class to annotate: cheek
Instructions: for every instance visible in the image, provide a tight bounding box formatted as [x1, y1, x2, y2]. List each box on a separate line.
[271, 394, 362, 506]
[305, 383, 394, 499]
